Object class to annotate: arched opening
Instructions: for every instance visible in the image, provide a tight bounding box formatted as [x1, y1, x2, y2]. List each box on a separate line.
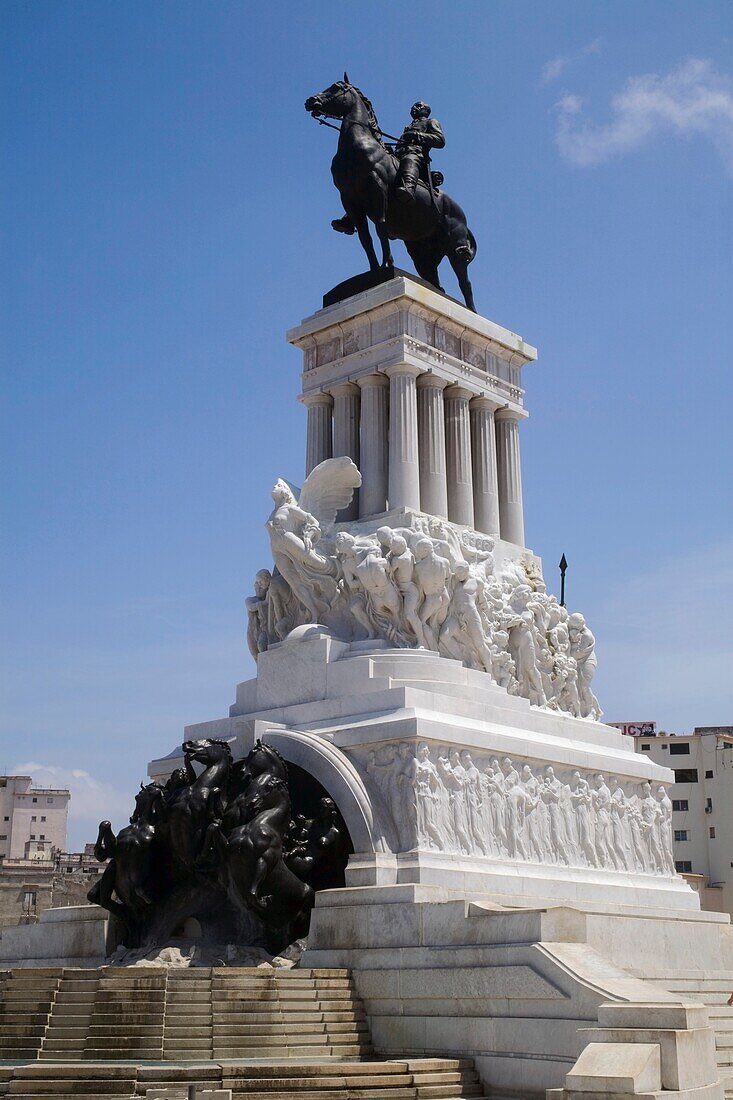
[286, 762, 354, 891]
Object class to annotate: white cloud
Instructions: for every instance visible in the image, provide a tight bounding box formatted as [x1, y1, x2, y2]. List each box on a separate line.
[541, 39, 601, 85]
[554, 58, 733, 175]
[10, 761, 132, 849]
[593, 539, 733, 732]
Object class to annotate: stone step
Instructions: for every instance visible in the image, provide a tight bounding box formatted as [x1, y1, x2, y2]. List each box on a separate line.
[44, 1028, 89, 1039]
[0, 1011, 49, 1024]
[163, 1026, 213, 1038]
[163, 1039, 213, 1051]
[210, 1010, 363, 1021]
[212, 1023, 367, 1037]
[82, 1049, 162, 1061]
[8, 1083, 135, 1095]
[211, 999, 359, 1012]
[215, 1044, 372, 1060]
[8, 1095, 134, 1100]
[0, 1025, 47, 1036]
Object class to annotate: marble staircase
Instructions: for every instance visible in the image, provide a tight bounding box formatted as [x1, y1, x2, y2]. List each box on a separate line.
[0, 1058, 486, 1099]
[0, 967, 490, 1098]
[0, 970, 62, 1062]
[648, 971, 733, 1098]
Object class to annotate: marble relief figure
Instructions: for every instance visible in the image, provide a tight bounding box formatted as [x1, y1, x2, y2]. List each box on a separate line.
[253, 458, 602, 723]
[356, 743, 675, 879]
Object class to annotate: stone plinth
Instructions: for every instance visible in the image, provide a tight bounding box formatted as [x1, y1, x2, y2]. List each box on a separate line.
[149, 636, 696, 914]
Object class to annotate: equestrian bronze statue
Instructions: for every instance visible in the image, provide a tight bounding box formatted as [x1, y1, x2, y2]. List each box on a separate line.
[305, 76, 477, 312]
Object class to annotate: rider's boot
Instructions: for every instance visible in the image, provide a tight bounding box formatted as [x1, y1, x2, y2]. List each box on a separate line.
[331, 216, 355, 235]
[395, 175, 418, 204]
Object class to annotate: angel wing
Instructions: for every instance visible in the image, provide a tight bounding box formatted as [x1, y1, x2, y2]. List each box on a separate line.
[298, 457, 362, 528]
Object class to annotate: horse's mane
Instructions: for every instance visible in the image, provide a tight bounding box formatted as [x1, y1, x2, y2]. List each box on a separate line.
[207, 738, 233, 757]
[348, 83, 384, 145]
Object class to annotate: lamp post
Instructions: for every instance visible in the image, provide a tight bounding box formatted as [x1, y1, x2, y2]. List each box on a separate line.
[559, 553, 568, 608]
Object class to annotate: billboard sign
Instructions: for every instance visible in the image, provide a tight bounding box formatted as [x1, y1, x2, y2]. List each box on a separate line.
[609, 721, 657, 738]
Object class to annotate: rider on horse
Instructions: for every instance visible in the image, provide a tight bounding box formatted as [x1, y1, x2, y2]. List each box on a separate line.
[394, 101, 445, 203]
[332, 99, 445, 235]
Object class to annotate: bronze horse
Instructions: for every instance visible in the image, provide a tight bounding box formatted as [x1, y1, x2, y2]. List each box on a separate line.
[162, 738, 233, 872]
[305, 76, 477, 312]
[205, 741, 314, 946]
[86, 782, 165, 945]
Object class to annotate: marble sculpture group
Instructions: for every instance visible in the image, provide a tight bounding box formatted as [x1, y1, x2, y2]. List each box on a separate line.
[247, 456, 600, 721]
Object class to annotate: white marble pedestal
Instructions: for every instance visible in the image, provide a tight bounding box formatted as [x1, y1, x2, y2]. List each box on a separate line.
[149, 632, 694, 914]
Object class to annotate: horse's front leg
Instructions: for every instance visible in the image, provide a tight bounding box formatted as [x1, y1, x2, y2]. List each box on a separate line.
[347, 206, 379, 271]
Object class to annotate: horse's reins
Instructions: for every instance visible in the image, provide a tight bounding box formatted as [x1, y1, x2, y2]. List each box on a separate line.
[310, 112, 399, 143]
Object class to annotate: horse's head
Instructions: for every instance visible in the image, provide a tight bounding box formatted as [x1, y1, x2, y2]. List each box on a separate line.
[131, 782, 165, 824]
[243, 739, 289, 782]
[305, 73, 357, 120]
[182, 738, 233, 768]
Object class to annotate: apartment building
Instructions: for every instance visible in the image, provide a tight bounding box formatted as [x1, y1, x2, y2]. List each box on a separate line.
[633, 726, 733, 917]
[0, 775, 70, 861]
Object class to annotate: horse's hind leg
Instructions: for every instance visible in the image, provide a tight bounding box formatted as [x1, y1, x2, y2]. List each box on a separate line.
[449, 252, 476, 313]
[405, 241, 443, 292]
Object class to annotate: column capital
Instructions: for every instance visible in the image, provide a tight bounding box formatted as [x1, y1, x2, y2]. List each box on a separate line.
[416, 372, 450, 391]
[356, 372, 390, 390]
[444, 383, 474, 402]
[328, 381, 361, 398]
[299, 391, 333, 408]
[495, 405, 521, 422]
[383, 362, 424, 380]
[470, 394, 502, 412]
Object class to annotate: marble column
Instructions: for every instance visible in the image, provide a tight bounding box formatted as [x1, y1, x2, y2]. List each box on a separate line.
[357, 373, 389, 517]
[444, 384, 474, 527]
[331, 382, 361, 521]
[302, 392, 333, 477]
[385, 364, 422, 512]
[416, 374, 449, 519]
[495, 409, 525, 546]
[470, 396, 501, 537]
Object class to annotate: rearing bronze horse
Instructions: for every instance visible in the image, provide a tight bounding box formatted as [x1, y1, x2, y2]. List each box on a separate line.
[305, 76, 477, 312]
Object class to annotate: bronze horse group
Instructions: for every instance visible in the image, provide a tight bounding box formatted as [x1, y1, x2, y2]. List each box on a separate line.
[89, 738, 346, 952]
[305, 76, 477, 312]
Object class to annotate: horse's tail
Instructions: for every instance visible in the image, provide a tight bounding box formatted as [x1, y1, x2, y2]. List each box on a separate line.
[467, 229, 477, 262]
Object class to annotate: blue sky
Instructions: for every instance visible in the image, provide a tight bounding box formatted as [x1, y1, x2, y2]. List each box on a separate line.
[2, 1, 732, 848]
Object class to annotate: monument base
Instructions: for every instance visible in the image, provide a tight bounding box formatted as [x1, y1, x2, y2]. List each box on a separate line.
[150, 635, 696, 914]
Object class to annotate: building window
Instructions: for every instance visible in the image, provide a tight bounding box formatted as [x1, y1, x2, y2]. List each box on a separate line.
[41, 816, 46, 822]
[641, 744, 651, 751]
[674, 830, 689, 842]
[706, 798, 713, 812]
[672, 800, 689, 811]
[710, 827, 716, 839]
[22, 890, 37, 911]
[47, 798, 53, 804]
[675, 860, 693, 873]
[3, 816, 7, 821]
[674, 769, 698, 783]
[39, 834, 45, 840]
[66, 866, 72, 874]
[705, 770, 714, 778]
[669, 743, 690, 755]
[0, 834, 6, 840]
[30, 833, 36, 840]
[32, 797, 37, 803]
[661, 744, 668, 750]
[31, 815, 37, 822]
